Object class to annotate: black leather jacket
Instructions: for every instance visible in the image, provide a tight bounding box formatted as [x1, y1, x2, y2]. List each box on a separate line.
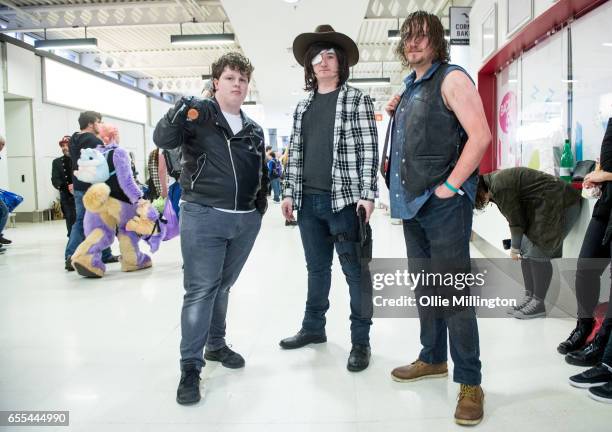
[153, 97, 269, 214]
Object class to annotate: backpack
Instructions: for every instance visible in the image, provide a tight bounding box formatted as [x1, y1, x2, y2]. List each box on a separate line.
[163, 147, 182, 181]
[74, 147, 113, 184]
[271, 159, 282, 179]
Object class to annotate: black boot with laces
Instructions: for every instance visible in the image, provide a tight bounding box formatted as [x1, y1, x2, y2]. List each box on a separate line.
[176, 365, 201, 405]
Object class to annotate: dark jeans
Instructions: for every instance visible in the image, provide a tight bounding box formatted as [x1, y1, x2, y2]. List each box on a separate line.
[179, 202, 262, 371]
[60, 190, 76, 238]
[576, 216, 612, 319]
[64, 189, 112, 261]
[297, 193, 373, 345]
[270, 178, 281, 202]
[403, 193, 481, 385]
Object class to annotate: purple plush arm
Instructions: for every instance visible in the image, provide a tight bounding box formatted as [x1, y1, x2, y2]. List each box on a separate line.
[113, 147, 143, 204]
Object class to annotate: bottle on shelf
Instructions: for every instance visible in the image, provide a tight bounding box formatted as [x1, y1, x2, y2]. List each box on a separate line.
[560, 138, 574, 183]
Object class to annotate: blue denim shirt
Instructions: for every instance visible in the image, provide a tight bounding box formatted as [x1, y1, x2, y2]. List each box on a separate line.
[389, 62, 476, 220]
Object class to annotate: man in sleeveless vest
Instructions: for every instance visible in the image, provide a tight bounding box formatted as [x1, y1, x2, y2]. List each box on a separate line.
[384, 11, 491, 426]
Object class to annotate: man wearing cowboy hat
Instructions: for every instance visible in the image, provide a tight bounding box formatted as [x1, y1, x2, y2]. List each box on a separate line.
[280, 25, 378, 372]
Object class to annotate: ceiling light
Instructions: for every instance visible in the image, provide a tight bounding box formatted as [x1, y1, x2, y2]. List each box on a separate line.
[284, 0, 301, 3]
[34, 27, 97, 51]
[348, 62, 391, 87]
[388, 30, 400, 41]
[603, 43, 612, 47]
[171, 33, 234, 45]
[35, 38, 98, 50]
[348, 77, 391, 86]
[171, 21, 234, 46]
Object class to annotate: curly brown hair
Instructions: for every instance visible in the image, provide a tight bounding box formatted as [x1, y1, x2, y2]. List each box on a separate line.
[302, 42, 349, 92]
[211, 52, 254, 88]
[394, 11, 449, 68]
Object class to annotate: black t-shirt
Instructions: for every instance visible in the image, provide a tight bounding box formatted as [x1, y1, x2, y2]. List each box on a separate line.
[301, 87, 340, 194]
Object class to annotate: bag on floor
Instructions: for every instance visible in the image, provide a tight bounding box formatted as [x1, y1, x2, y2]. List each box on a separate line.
[585, 302, 609, 344]
[0, 189, 24, 212]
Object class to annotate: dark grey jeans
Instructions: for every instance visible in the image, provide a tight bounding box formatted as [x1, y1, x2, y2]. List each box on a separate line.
[179, 202, 262, 371]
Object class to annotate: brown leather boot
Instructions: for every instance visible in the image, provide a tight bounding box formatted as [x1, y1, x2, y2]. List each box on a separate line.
[390, 359, 448, 382]
[454, 384, 484, 426]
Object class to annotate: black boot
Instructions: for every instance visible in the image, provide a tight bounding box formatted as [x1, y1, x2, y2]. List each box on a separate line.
[347, 344, 371, 372]
[557, 318, 594, 354]
[279, 329, 327, 349]
[176, 365, 201, 405]
[565, 319, 612, 366]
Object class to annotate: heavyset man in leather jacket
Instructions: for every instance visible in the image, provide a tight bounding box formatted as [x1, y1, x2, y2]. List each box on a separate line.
[153, 52, 269, 405]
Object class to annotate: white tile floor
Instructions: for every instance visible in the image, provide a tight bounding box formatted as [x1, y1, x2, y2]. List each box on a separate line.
[1, 202, 611, 431]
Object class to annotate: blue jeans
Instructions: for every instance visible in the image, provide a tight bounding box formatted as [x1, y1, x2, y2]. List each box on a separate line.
[65, 189, 112, 260]
[297, 194, 373, 345]
[402, 193, 482, 385]
[0, 198, 8, 235]
[179, 202, 262, 371]
[270, 178, 281, 202]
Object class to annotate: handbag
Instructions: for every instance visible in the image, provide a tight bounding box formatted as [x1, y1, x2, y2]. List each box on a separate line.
[0, 189, 24, 212]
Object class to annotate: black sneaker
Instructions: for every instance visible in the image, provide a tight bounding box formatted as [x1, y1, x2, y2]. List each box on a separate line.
[204, 345, 245, 369]
[507, 291, 532, 315]
[514, 297, 546, 319]
[279, 329, 327, 350]
[176, 366, 201, 405]
[65, 256, 75, 272]
[0, 246, 6, 254]
[569, 364, 612, 388]
[347, 344, 371, 372]
[588, 381, 612, 403]
[0, 236, 11, 245]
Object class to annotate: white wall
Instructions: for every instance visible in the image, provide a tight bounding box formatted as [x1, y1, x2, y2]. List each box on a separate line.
[5, 100, 36, 212]
[469, 0, 557, 85]
[5, 43, 36, 99]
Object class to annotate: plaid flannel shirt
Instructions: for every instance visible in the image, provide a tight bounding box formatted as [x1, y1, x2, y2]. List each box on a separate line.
[282, 84, 379, 212]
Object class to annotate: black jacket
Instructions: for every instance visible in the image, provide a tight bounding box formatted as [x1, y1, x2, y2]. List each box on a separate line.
[153, 97, 269, 214]
[69, 132, 105, 192]
[51, 155, 73, 194]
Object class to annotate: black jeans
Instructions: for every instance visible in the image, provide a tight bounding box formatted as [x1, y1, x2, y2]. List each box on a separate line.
[576, 216, 612, 319]
[297, 194, 373, 345]
[60, 190, 76, 238]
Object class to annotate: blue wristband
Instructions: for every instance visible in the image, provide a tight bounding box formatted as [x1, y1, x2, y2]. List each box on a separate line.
[444, 180, 464, 195]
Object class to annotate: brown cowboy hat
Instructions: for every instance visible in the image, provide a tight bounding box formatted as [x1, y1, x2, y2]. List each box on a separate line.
[292, 24, 359, 67]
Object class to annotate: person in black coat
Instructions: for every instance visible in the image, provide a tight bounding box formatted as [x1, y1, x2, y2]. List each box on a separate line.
[51, 136, 76, 237]
[559, 118, 612, 367]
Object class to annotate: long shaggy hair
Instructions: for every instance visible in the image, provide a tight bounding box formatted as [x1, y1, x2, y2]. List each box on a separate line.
[302, 42, 349, 92]
[394, 11, 450, 69]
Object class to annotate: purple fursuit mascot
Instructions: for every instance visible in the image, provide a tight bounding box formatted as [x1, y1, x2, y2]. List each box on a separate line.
[71, 123, 154, 278]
